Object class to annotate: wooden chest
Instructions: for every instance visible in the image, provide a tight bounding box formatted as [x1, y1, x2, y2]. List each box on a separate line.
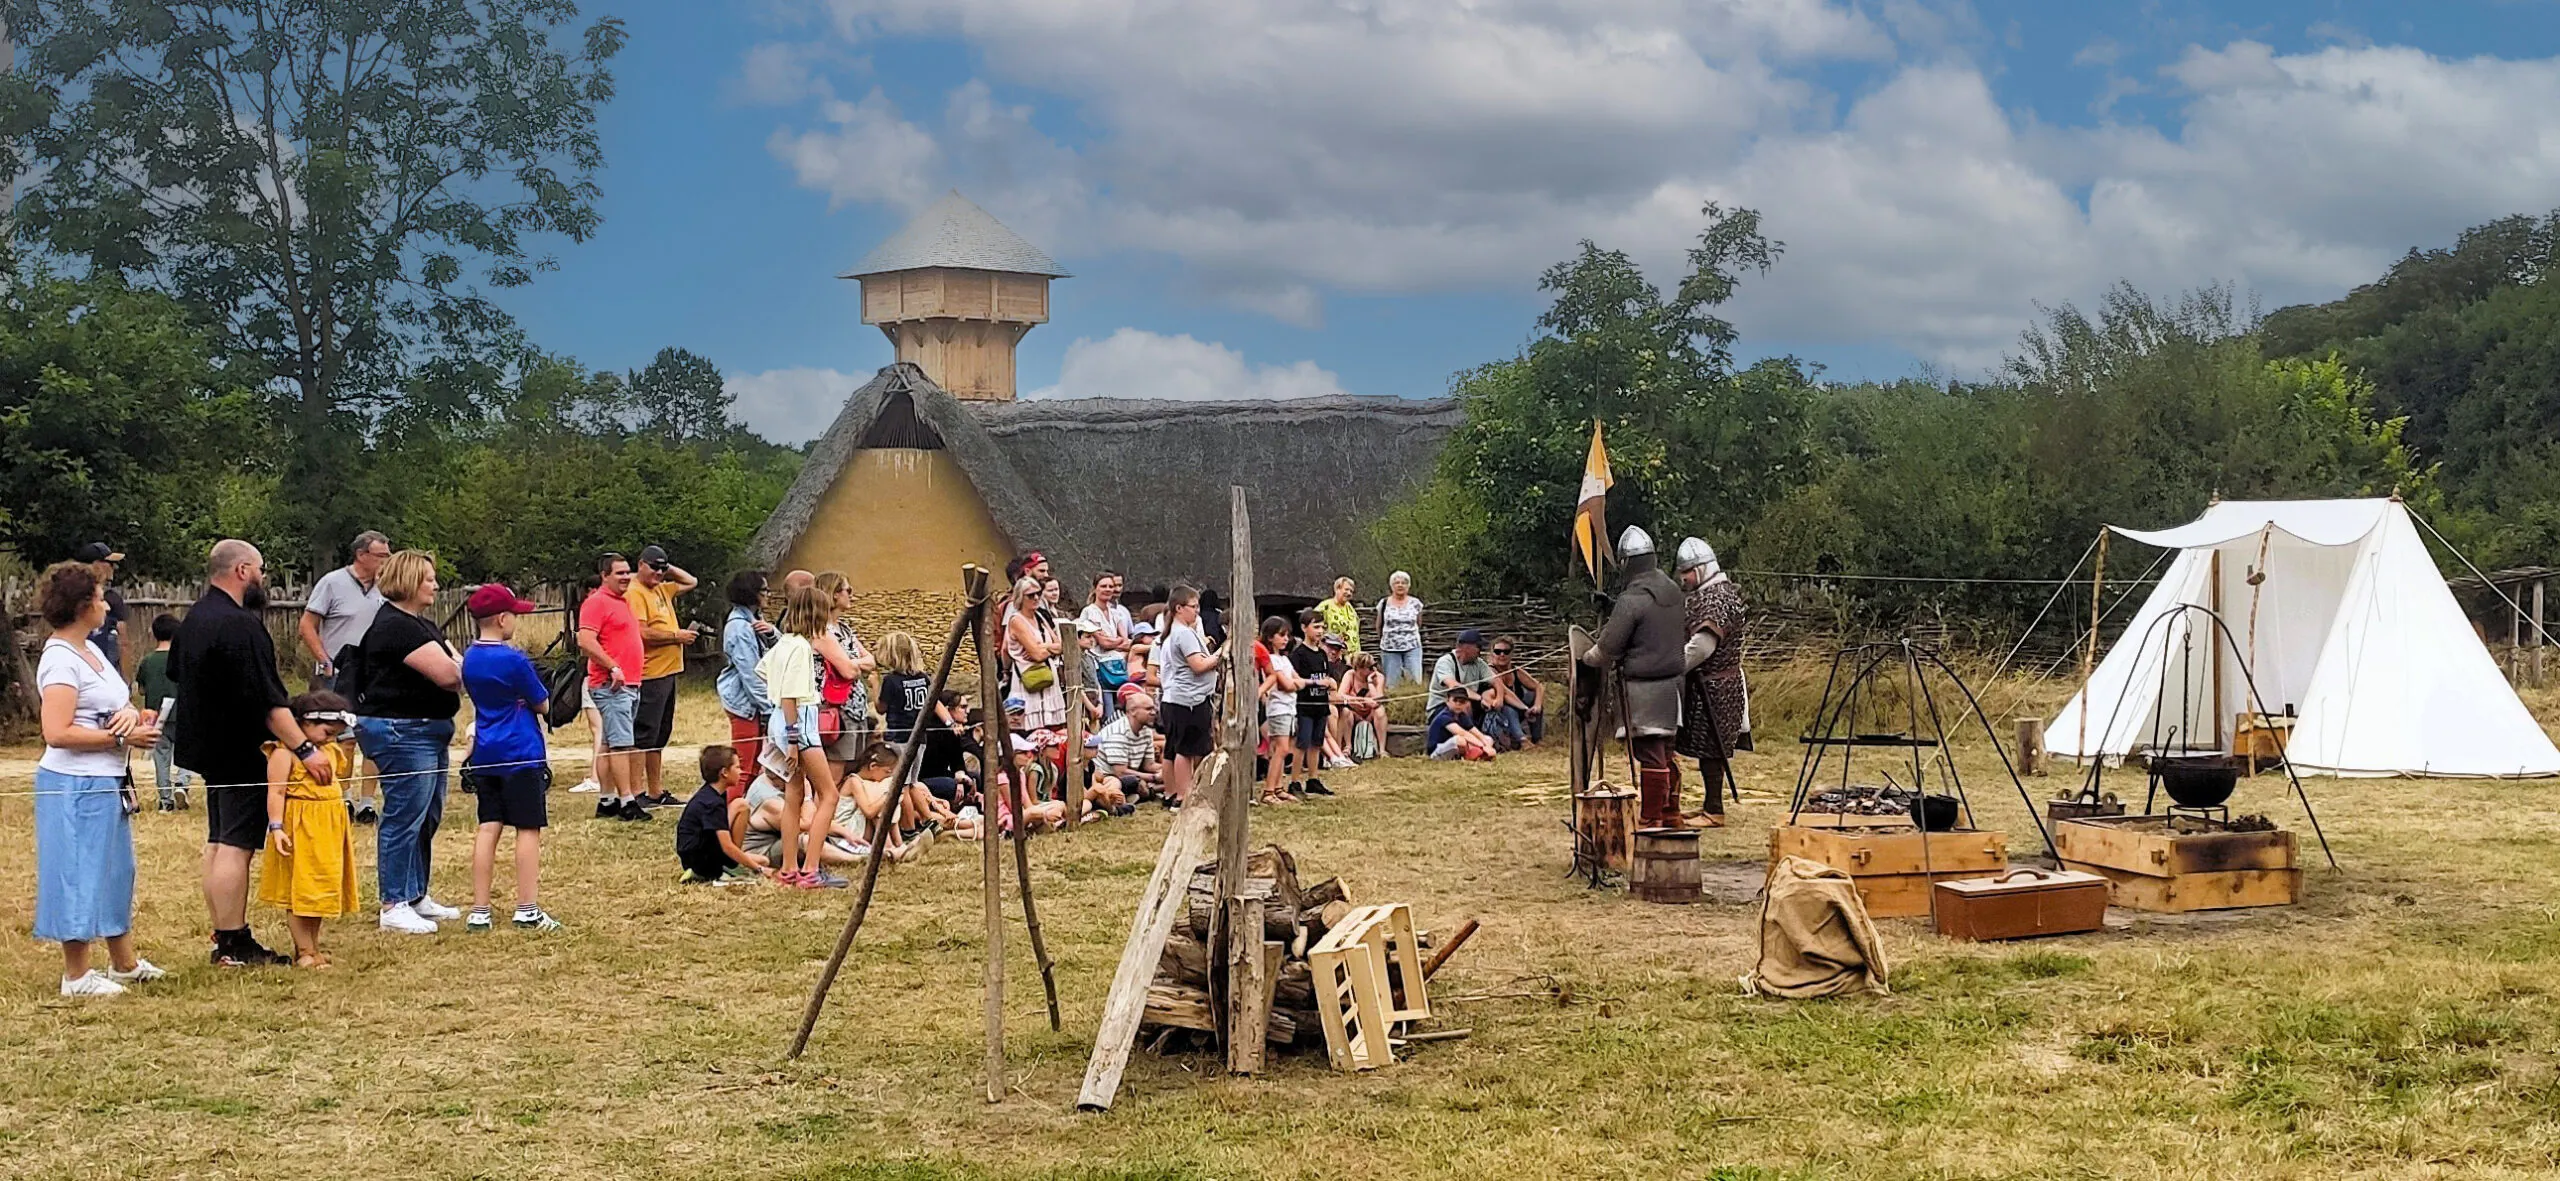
[2054, 816, 2300, 913]
[1932, 868, 2110, 941]
[1768, 824, 2009, 919]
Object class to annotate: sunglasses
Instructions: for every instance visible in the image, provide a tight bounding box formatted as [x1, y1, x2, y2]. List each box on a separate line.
[1492, 648, 1512, 655]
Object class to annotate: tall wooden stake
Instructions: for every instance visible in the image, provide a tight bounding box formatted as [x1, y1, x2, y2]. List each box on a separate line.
[1212, 485, 1257, 1062]
[785, 570, 987, 1060]
[973, 567, 1011, 1104]
[1061, 636, 1085, 831]
[2078, 527, 2108, 759]
[1000, 622, 1063, 1029]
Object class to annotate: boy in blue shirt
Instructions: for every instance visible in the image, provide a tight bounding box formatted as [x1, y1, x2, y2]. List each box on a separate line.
[461, 584, 561, 932]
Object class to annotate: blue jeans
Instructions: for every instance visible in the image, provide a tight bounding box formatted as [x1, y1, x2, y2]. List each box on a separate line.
[1380, 648, 1424, 688]
[357, 716, 455, 907]
[151, 729, 191, 804]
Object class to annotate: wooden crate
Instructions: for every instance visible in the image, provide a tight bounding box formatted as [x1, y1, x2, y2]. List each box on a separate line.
[2054, 815, 2300, 913]
[1933, 869, 2110, 941]
[1768, 824, 2008, 919]
[1308, 904, 1431, 1072]
[1333, 903, 1431, 1023]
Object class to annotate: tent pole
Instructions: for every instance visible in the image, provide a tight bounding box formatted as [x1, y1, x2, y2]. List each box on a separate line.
[2078, 528, 2109, 760]
[2209, 549, 2225, 749]
[2245, 525, 2271, 694]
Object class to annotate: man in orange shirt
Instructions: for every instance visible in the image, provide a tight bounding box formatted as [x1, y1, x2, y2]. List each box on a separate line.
[624, 545, 698, 807]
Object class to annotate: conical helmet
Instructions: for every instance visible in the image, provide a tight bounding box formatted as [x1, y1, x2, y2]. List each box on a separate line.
[1616, 526, 1656, 558]
[1676, 537, 1717, 573]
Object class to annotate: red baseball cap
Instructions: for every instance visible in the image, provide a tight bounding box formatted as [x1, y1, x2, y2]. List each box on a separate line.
[466, 583, 538, 619]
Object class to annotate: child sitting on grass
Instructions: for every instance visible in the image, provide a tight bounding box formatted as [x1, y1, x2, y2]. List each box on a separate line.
[676, 745, 765, 883]
[460, 584, 560, 932]
[262, 691, 359, 969]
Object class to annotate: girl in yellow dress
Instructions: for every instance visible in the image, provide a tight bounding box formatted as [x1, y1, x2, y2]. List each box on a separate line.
[261, 691, 359, 968]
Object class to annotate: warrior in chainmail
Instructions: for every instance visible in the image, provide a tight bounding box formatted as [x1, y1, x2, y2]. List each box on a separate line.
[1675, 537, 1749, 828]
[1581, 527, 1691, 828]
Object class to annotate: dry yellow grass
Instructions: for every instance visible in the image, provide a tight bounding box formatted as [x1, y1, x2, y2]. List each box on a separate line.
[3, 677, 2560, 1179]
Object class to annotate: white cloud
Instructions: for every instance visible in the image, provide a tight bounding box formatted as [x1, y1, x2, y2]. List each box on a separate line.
[726, 367, 862, 444]
[1025, 329, 1353, 402]
[748, 7, 2560, 370]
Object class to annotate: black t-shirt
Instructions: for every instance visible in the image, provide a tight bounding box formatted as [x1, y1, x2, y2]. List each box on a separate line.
[170, 586, 290, 772]
[674, 784, 735, 869]
[921, 721, 975, 780]
[91, 586, 128, 671]
[881, 671, 931, 739]
[1290, 641, 1331, 713]
[354, 604, 461, 720]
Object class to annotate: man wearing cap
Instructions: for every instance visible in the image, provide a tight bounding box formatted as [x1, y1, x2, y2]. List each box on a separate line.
[299, 530, 391, 821]
[173, 539, 326, 966]
[1675, 537, 1749, 828]
[1428, 629, 1496, 715]
[72, 543, 129, 673]
[625, 545, 698, 808]
[1581, 526, 1692, 829]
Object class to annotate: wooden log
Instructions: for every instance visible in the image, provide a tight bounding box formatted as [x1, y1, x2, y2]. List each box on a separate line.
[1300, 876, 1348, 912]
[1227, 896, 1271, 1074]
[1422, 918, 1479, 981]
[2015, 717, 2046, 777]
[1143, 981, 1215, 1031]
[1188, 889, 1295, 942]
[1159, 928, 1208, 984]
[974, 569, 1010, 1104]
[1275, 959, 1313, 1008]
[1077, 802, 1220, 1112]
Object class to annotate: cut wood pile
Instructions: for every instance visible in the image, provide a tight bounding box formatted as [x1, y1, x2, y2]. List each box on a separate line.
[1140, 844, 1371, 1053]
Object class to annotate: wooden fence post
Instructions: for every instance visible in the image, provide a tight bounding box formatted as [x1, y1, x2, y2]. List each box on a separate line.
[972, 568, 1010, 1104]
[1211, 486, 1257, 1062]
[1062, 637, 1085, 831]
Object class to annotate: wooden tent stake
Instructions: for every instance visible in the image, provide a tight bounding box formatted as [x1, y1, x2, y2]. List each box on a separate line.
[981, 605, 1062, 1032]
[786, 569, 987, 1060]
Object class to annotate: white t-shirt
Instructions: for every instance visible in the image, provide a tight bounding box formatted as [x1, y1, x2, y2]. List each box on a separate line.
[39, 638, 133, 776]
[306, 565, 384, 665]
[1078, 601, 1135, 665]
[1160, 622, 1216, 708]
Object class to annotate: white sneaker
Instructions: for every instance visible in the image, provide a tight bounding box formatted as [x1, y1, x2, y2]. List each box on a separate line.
[1326, 756, 1356, 770]
[106, 959, 166, 984]
[412, 895, 462, 921]
[60, 970, 126, 998]
[569, 778, 600, 794]
[379, 902, 439, 934]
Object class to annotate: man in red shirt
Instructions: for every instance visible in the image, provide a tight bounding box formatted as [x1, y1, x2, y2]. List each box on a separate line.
[577, 553, 648, 820]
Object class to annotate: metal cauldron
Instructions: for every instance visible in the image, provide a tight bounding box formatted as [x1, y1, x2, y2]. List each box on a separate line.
[2151, 753, 2242, 809]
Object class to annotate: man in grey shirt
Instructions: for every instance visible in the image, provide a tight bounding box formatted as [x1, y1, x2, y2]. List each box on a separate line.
[299, 529, 390, 820]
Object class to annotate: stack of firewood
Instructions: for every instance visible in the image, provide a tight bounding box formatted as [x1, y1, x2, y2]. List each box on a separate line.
[1140, 845, 1357, 1052]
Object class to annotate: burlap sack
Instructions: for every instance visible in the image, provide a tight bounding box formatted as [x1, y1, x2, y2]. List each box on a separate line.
[1743, 855, 1890, 999]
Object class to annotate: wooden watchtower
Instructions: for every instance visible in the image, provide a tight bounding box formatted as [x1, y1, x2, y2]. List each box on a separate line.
[846, 191, 1068, 402]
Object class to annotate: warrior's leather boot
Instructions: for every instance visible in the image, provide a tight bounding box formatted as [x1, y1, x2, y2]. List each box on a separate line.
[1658, 762, 1708, 829]
[1689, 758, 1728, 828]
[1636, 765, 1675, 828]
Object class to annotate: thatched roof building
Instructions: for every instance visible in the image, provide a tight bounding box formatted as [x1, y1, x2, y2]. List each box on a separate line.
[747, 363, 1460, 598]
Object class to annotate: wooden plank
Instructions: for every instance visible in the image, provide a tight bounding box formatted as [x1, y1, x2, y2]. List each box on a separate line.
[1226, 894, 1271, 1075]
[2053, 817, 2295, 878]
[2064, 861, 2301, 912]
[1076, 803, 1219, 1112]
[974, 570, 1012, 1105]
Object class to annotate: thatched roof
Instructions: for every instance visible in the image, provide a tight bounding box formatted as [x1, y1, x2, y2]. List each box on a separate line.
[746, 364, 1090, 575]
[749, 367, 1461, 598]
[974, 394, 1459, 598]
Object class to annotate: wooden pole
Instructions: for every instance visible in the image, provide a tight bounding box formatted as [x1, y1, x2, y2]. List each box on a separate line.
[1062, 634, 1085, 830]
[2015, 717, 2045, 777]
[2078, 528, 2108, 759]
[2208, 548, 2224, 749]
[974, 571, 1011, 1104]
[1211, 485, 1257, 1061]
[2513, 583, 2525, 686]
[785, 570, 987, 1060]
[1421, 918, 1481, 980]
[1000, 626, 1063, 1029]
[2536, 579, 2548, 688]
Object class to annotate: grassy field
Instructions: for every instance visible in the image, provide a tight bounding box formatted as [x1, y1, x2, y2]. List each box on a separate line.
[6, 678, 2560, 1180]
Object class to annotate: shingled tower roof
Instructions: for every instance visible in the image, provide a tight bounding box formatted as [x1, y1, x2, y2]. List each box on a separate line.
[845, 191, 1069, 279]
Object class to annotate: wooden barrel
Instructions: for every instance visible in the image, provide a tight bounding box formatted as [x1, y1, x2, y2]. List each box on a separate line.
[1631, 827, 1702, 904]
[1573, 788, 1639, 873]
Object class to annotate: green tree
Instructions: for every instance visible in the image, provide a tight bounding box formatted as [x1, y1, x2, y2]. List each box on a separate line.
[0, 271, 257, 574]
[627, 346, 733, 446]
[0, 0, 628, 567]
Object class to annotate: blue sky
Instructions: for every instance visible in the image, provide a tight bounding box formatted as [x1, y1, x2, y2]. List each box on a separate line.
[503, 0, 2560, 443]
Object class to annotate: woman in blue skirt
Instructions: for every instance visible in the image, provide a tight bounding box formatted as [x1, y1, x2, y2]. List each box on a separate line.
[32, 561, 166, 998]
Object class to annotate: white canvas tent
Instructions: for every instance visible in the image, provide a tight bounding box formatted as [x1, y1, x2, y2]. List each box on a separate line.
[2049, 498, 2560, 778]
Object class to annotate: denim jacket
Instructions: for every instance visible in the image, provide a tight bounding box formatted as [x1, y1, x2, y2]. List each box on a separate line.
[715, 606, 774, 719]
